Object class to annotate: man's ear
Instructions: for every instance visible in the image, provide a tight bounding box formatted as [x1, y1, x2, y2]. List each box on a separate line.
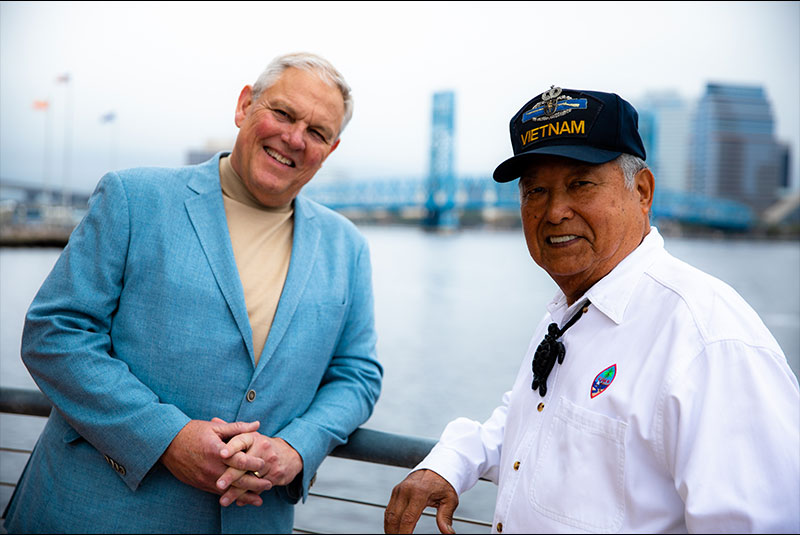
[234, 86, 253, 128]
[636, 167, 655, 214]
[318, 138, 341, 166]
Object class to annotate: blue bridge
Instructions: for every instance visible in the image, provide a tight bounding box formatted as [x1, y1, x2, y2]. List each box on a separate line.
[2, 89, 757, 233]
[304, 176, 756, 231]
[1, 173, 755, 233]
[306, 90, 754, 231]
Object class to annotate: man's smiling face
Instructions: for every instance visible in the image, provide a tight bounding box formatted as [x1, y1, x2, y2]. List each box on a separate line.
[518, 155, 652, 303]
[230, 67, 344, 207]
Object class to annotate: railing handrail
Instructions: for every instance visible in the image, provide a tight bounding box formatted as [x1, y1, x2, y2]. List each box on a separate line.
[0, 386, 437, 468]
[0, 386, 492, 531]
[0, 386, 52, 417]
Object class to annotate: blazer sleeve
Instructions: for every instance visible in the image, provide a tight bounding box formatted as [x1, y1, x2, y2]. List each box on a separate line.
[274, 238, 383, 501]
[21, 172, 191, 491]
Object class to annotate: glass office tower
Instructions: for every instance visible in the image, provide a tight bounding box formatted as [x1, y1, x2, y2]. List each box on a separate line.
[688, 83, 787, 215]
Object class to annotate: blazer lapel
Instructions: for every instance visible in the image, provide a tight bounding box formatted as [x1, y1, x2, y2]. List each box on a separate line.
[255, 196, 320, 373]
[184, 158, 255, 363]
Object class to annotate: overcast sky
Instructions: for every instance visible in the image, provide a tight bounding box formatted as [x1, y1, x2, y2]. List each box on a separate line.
[1, 1, 798, 194]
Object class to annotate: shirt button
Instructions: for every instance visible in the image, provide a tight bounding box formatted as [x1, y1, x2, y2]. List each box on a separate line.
[537, 402, 545, 412]
[246, 389, 256, 402]
[513, 461, 520, 471]
[496, 522, 504, 532]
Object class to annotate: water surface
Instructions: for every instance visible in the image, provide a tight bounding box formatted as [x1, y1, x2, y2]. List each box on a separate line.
[1, 227, 798, 532]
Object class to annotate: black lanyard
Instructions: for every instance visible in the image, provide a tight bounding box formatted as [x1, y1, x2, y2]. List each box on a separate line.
[531, 300, 591, 397]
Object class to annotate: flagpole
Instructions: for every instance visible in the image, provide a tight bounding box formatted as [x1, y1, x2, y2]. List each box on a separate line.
[101, 111, 118, 171]
[45, 101, 53, 204]
[110, 114, 118, 171]
[36, 100, 53, 204]
[112, 118, 118, 171]
[58, 73, 73, 206]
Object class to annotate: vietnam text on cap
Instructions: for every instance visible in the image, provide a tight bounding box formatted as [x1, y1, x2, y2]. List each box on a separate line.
[493, 86, 647, 182]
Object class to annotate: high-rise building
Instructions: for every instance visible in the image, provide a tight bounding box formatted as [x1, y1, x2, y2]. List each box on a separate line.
[688, 83, 787, 215]
[635, 91, 691, 193]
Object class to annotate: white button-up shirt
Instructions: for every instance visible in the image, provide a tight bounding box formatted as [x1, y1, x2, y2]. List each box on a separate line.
[417, 228, 800, 533]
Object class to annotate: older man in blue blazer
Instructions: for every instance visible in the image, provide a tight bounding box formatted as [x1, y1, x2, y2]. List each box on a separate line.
[4, 52, 383, 533]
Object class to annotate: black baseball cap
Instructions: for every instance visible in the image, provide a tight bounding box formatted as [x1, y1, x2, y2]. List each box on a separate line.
[493, 86, 646, 182]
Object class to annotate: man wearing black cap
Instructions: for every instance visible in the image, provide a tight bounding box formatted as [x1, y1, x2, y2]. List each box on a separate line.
[384, 86, 799, 534]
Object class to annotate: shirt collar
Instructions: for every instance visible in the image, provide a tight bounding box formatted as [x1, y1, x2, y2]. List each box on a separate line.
[546, 227, 665, 325]
[219, 155, 293, 213]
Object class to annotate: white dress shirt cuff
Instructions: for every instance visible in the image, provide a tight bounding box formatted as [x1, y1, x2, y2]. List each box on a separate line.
[414, 443, 482, 496]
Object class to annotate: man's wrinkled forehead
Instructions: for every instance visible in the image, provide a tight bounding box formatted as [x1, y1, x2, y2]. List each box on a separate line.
[519, 156, 603, 182]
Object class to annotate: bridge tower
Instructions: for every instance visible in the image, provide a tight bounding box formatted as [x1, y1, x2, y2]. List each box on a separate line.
[423, 91, 458, 230]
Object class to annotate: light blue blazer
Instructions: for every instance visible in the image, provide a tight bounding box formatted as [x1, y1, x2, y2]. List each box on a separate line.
[4, 153, 383, 533]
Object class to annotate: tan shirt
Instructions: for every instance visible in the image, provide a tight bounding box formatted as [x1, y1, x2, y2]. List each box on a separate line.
[219, 156, 293, 365]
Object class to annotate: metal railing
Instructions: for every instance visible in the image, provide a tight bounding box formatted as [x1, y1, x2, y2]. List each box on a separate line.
[0, 387, 491, 533]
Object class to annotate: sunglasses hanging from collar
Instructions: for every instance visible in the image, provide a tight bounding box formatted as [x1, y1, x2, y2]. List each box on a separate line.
[531, 300, 591, 397]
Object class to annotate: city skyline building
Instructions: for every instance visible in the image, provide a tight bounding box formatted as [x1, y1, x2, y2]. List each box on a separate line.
[687, 83, 788, 215]
[636, 90, 692, 194]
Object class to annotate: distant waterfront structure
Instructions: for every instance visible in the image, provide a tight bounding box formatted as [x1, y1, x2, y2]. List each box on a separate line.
[636, 91, 691, 193]
[170, 86, 795, 232]
[687, 83, 789, 215]
[423, 91, 458, 230]
[186, 138, 234, 165]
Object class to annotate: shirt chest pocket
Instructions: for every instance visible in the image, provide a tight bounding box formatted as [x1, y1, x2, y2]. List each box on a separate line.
[530, 396, 627, 533]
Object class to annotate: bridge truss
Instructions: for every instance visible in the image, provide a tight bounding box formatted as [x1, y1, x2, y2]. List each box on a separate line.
[304, 177, 754, 230]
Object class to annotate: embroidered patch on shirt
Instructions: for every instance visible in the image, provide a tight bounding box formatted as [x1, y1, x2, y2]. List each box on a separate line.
[591, 364, 616, 398]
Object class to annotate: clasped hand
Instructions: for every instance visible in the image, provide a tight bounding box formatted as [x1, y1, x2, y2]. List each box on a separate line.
[161, 417, 303, 507]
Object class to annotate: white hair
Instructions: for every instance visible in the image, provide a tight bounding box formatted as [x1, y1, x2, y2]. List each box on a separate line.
[251, 52, 353, 139]
[615, 153, 648, 190]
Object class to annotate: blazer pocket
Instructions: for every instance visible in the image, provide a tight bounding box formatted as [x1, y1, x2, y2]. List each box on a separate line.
[530, 396, 627, 533]
[62, 425, 83, 444]
[288, 301, 348, 354]
[313, 302, 347, 340]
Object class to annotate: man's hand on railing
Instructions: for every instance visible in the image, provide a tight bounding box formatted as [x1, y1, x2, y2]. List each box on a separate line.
[384, 469, 458, 534]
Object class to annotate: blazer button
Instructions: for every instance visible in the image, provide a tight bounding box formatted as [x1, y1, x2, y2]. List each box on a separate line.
[246, 389, 256, 402]
[104, 454, 126, 476]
